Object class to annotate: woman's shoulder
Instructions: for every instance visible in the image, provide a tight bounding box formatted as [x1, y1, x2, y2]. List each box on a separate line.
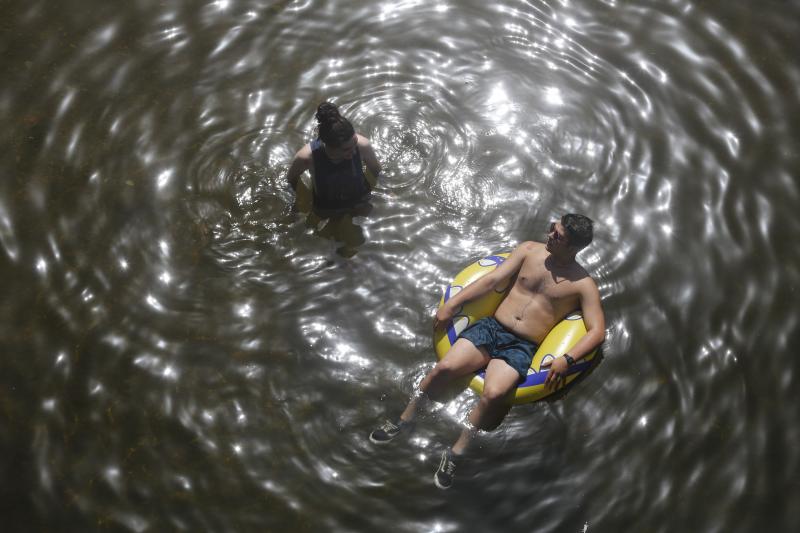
[295, 143, 313, 160]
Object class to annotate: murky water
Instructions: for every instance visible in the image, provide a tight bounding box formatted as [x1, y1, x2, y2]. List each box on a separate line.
[2, 0, 799, 531]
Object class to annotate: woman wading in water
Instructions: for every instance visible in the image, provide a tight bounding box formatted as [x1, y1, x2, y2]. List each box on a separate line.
[286, 102, 382, 256]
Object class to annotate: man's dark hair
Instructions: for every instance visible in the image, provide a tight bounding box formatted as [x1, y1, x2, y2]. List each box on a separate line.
[561, 213, 593, 250]
[315, 101, 355, 147]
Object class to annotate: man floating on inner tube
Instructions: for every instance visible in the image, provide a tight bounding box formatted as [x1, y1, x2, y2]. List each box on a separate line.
[370, 214, 606, 490]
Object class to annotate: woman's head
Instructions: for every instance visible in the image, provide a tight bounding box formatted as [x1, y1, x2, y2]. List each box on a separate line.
[315, 102, 355, 148]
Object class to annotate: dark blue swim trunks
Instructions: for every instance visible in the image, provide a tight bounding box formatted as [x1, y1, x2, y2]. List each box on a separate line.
[459, 316, 538, 381]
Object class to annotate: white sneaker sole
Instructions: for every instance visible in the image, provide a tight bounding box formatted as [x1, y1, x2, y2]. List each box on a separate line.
[369, 433, 397, 445]
[434, 473, 452, 490]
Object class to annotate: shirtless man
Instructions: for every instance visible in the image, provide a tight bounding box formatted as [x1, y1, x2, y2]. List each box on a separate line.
[369, 214, 605, 489]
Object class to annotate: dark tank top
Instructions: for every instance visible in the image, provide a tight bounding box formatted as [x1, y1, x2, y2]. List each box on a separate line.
[310, 138, 370, 211]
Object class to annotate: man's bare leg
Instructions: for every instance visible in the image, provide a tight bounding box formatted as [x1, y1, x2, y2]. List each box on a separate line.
[434, 360, 519, 489]
[399, 338, 489, 423]
[451, 358, 520, 454]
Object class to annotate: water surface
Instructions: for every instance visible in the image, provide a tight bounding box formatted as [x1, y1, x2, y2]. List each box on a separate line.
[1, 0, 799, 531]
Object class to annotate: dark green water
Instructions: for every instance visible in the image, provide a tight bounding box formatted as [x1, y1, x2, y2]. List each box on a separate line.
[1, 0, 798, 531]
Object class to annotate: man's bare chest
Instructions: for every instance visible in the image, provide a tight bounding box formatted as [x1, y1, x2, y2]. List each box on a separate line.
[516, 266, 579, 300]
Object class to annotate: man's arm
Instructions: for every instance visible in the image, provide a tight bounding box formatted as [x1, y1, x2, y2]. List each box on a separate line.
[286, 145, 311, 191]
[433, 242, 533, 330]
[357, 135, 382, 182]
[568, 281, 606, 360]
[543, 278, 605, 390]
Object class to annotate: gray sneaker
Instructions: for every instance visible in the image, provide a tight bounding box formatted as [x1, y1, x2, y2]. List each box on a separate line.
[369, 419, 412, 445]
[434, 449, 457, 489]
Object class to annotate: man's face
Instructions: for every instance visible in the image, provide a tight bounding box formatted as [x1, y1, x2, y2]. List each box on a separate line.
[545, 220, 570, 253]
[325, 135, 357, 161]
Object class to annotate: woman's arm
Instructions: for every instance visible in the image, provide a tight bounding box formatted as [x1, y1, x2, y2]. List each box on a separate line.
[286, 145, 311, 191]
[357, 135, 382, 179]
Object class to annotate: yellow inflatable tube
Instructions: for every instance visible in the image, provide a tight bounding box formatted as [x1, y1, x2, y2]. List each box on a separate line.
[433, 253, 598, 404]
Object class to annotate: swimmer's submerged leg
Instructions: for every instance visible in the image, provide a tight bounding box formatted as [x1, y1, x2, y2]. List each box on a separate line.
[432, 359, 519, 488]
[398, 388, 429, 424]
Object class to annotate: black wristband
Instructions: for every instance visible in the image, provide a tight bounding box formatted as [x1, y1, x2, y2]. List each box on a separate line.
[563, 354, 575, 366]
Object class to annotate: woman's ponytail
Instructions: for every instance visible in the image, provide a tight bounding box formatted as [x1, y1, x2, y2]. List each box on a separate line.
[315, 101, 355, 147]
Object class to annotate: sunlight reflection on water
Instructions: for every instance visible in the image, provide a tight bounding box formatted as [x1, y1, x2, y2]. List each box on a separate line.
[0, 0, 798, 531]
